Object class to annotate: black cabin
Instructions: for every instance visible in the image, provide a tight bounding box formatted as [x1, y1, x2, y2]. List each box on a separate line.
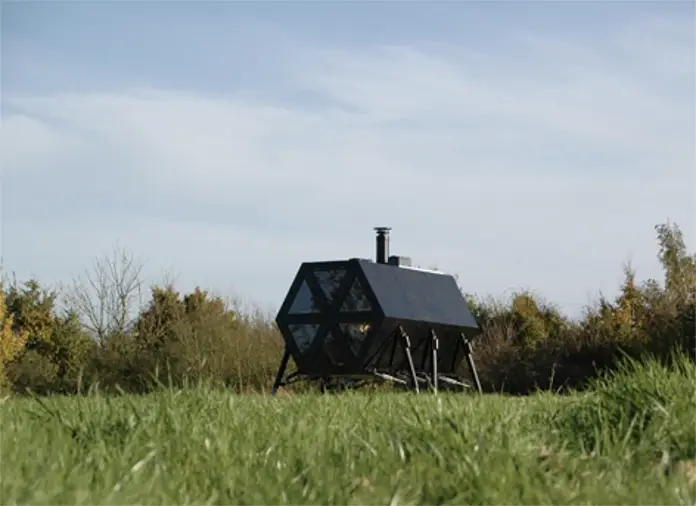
[272, 228, 483, 393]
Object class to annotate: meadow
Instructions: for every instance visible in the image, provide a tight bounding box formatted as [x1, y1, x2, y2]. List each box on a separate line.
[2, 354, 695, 505]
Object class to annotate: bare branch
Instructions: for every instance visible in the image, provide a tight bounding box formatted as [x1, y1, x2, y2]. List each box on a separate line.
[63, 244, 145, 344]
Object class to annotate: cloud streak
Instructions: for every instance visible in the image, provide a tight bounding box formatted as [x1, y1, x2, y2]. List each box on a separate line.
[2, 9, 693, 316]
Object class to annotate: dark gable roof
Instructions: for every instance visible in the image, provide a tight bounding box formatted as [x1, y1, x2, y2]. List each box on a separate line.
[355, 259, 479, 330]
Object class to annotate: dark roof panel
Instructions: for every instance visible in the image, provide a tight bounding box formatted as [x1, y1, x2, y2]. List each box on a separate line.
[355, 259, 479, 330]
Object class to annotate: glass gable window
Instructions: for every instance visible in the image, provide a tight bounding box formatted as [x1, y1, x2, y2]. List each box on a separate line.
[339, 322, 371, 356]
[288, 281, 321, 314]
[323, 331, 347, 367]
[340, 278, 372, 312]
[313, 268, 346, 304]
[288, 323, 319, 353]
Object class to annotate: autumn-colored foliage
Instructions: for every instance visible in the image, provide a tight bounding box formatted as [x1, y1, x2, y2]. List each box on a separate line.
[0, 221, 694, 396]
[0, 288, 28, 390]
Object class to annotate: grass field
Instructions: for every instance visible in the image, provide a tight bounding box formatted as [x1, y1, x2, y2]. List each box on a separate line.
[2, 355, 695, 505]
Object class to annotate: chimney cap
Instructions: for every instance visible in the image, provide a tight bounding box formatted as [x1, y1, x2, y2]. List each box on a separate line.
[374, 227, 391, 233]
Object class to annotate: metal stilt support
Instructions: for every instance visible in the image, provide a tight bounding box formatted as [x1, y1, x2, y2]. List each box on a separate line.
[398, 326, 420, 393]
[461, 333, 483, 394]
[430, 329, 439, 391]
[271, 348, 291, 396]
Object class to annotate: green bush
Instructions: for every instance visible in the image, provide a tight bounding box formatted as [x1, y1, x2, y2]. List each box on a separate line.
[0, 286, 28, 391]
[85, 285, 283, 394]
[2, 221, 694, 396]
[5, 280, 96, 394]
[467, 222, 696, 394]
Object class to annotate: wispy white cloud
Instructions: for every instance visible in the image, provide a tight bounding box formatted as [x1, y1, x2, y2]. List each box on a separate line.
[1, 12, 693, 316]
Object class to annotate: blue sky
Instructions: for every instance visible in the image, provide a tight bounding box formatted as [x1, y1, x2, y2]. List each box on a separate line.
[2, 0, 694, 317]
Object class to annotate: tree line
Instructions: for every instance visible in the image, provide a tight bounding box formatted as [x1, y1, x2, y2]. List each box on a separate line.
[1, 222, 694, 395]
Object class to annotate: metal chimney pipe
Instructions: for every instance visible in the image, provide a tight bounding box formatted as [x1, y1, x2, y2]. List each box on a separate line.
[374, 227, 391, 264]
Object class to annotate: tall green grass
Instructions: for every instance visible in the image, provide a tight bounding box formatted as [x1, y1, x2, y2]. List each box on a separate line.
[1, 355, 694, 505]
[549, 352, 696, 461]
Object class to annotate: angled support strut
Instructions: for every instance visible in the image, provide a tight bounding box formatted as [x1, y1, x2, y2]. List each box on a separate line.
[271, 348, 292, 396]
[461, 333, 483, 394]
[397, 325, 420, 393]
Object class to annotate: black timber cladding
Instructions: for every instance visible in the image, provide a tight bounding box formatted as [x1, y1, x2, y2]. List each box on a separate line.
[355, 259, 480, 330]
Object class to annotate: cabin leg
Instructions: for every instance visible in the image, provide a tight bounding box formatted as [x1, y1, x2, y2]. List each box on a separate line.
[387, 330, 399, 370]
[398, 326, 420, 393]
[430, 329, 439, 392]
[271, 348, 291, 396]
[460, 334, 483, 394]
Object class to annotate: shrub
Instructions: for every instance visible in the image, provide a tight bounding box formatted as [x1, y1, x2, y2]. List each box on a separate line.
[89, 285, 282, 393]
[4, 280, 96, 394]
[0, 287, 28, 391]
[464, 222, 695, 394]
[2, 221, 694, 396]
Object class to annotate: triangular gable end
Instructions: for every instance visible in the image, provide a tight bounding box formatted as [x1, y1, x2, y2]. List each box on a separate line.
[340, 277, 372, 312]
[288, 280, 320, 314]
[313, 268, 347, 305]
[288, 323, 320, 354]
